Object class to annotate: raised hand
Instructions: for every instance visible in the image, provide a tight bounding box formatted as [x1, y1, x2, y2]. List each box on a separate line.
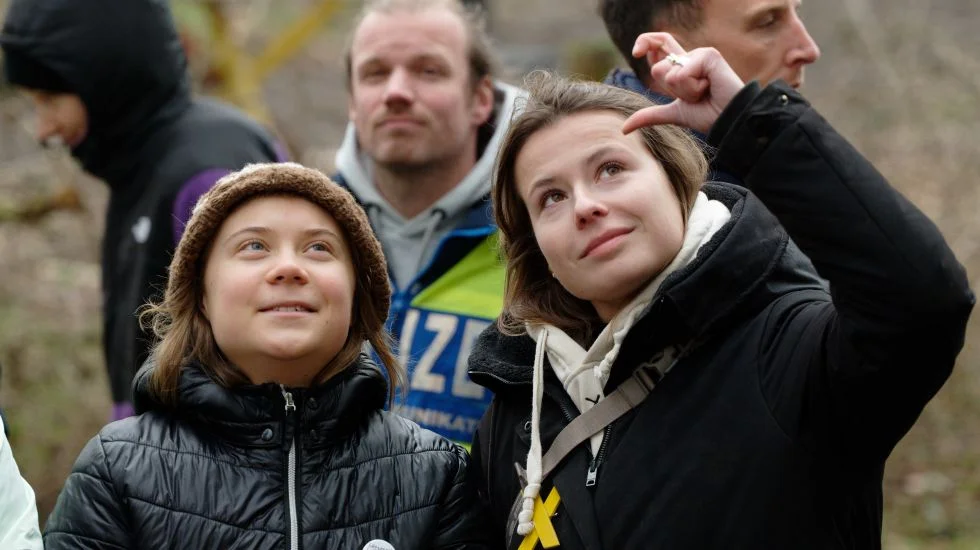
[622, 32, 745, 135]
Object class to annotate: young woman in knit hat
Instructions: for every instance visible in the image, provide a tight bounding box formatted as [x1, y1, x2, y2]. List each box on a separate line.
[42, 163, 490, 549]
[467, 34, 973, 549]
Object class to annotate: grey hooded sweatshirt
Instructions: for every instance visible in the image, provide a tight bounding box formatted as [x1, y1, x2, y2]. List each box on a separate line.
[335, 81, 523, 290]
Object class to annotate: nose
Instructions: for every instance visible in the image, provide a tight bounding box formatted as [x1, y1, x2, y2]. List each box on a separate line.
[382, 67, 414, 107]
[574, 191, 608, 229]
[265, 253, 309, 285]
[787, 15, 821, 66]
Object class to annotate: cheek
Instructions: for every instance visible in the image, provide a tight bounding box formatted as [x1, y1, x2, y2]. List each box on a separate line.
[203, 268, 249, 320]
[425, 88, 467, 121]
[322, 269, 357, 310]
[531, 221, 565, 270]
[352, 91, 379, 123]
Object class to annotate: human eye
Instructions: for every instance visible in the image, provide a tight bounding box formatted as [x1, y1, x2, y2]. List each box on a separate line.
[238, 239, 267, 254]
[418, 63, 446, 79]
[540, 189, 566, 209]
[755, 10, 779, 29]
[359, 64, 388, 83]
[306, 241, 334, 255]
[597, 161, 624, 180]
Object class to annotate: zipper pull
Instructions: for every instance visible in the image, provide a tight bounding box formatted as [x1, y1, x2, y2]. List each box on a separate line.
[586, 460, 598, 487]
[280, 384, 296, 413]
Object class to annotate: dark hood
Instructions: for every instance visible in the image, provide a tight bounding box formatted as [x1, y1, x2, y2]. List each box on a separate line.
[131, 356, 389, 447]
[469, 182, 829, 389]
[0, 0, 192, 183]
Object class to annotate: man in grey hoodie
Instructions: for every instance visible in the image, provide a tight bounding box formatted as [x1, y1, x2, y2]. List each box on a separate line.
[334, 0, 523, 446]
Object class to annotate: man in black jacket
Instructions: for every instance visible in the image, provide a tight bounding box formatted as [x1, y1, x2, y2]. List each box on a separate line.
[0, 0, 285, 421]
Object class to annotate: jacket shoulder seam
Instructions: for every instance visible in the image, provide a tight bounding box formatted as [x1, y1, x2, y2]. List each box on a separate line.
[100, 438, 273, 472]
[126, 494, 283, 535]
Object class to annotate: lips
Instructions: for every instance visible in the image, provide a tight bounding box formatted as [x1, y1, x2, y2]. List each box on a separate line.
[377, 116, 424, 129]
[580, 228, 633, 259]
[259, 301, 317, 313]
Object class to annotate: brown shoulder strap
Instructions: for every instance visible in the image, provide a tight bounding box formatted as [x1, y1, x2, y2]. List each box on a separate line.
[539, 361, 664, 479]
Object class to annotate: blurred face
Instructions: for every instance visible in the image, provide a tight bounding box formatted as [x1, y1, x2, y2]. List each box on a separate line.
[667, 0, 820, 87]
[202, 196, 356, 387]
[347, 8, 494, 170]
[21, 89, 89, 147]
[516, 111, 685, 322]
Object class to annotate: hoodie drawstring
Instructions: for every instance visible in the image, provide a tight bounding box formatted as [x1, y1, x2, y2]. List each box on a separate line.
[410, 208, 446, 279]
[518, 329, 548, 536]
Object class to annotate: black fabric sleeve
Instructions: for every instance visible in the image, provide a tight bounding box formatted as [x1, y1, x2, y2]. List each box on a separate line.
[43, 434, 131, 549]
[716, 81, 975, 463]
[431, 444, 495, 549]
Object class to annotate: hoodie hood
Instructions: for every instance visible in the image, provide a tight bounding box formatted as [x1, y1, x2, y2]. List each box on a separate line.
[0, 0, 192, 183]
[334, 81, 525, 288]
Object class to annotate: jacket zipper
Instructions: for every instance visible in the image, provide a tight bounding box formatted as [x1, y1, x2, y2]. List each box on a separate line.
[281, 386, 299, 550]
[546, 386, 610, 488]
[586, 425, 611, 487]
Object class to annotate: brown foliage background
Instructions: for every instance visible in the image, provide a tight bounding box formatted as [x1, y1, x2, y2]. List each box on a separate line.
[1, 0, 977, 547]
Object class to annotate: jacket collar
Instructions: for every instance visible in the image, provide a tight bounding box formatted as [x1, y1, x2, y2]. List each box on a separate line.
[133, 355, 388, 448]
[604, 68, 674, 105]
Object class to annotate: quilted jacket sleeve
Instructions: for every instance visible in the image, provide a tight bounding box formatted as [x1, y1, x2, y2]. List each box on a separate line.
[431, 444, 493, 549]
[44, 434, 131, 549]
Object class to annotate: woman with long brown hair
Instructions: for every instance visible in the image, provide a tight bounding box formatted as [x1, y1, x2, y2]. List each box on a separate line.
[469, 33, 973, 549]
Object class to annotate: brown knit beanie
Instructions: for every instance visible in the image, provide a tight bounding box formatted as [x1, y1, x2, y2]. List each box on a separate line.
[167, 162, 390, 334]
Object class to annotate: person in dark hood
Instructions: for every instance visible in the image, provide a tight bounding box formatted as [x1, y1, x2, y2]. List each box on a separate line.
[0, 0, 284, 421]
[468, 33, 974, 549]
[43, 163, 490, 549]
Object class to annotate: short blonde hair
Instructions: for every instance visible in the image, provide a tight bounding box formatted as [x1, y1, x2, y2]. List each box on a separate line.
[343, 0, 499, 90]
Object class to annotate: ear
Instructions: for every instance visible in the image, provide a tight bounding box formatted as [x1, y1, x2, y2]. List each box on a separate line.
[470, 75, 495, 126]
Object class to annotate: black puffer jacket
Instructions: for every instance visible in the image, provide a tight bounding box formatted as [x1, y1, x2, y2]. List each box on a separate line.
[468, 82, 974, 549]
[44, 359, 490, 549]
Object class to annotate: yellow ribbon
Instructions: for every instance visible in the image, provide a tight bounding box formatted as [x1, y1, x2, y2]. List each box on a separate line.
[518, 487, 561, 550]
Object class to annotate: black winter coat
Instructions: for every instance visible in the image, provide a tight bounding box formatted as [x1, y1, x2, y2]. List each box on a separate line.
[468, 82, 974, 550]
[44, 359, 491, 549]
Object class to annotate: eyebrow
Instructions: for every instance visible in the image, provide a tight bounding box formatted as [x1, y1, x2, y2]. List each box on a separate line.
[525, 145, 621, 197]
[221, 226, 345, 247]
[744, 0, 796, 20]
[356, 52, 448, 71]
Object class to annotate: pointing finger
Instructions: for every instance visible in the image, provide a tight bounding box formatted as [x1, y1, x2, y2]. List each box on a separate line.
[622, 103, 680, 134]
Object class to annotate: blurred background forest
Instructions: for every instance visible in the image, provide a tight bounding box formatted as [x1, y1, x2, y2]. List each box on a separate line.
[0, 0, 978, 547]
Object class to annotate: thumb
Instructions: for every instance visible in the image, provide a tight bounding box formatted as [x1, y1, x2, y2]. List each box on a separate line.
[622, 102, 682, 134]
